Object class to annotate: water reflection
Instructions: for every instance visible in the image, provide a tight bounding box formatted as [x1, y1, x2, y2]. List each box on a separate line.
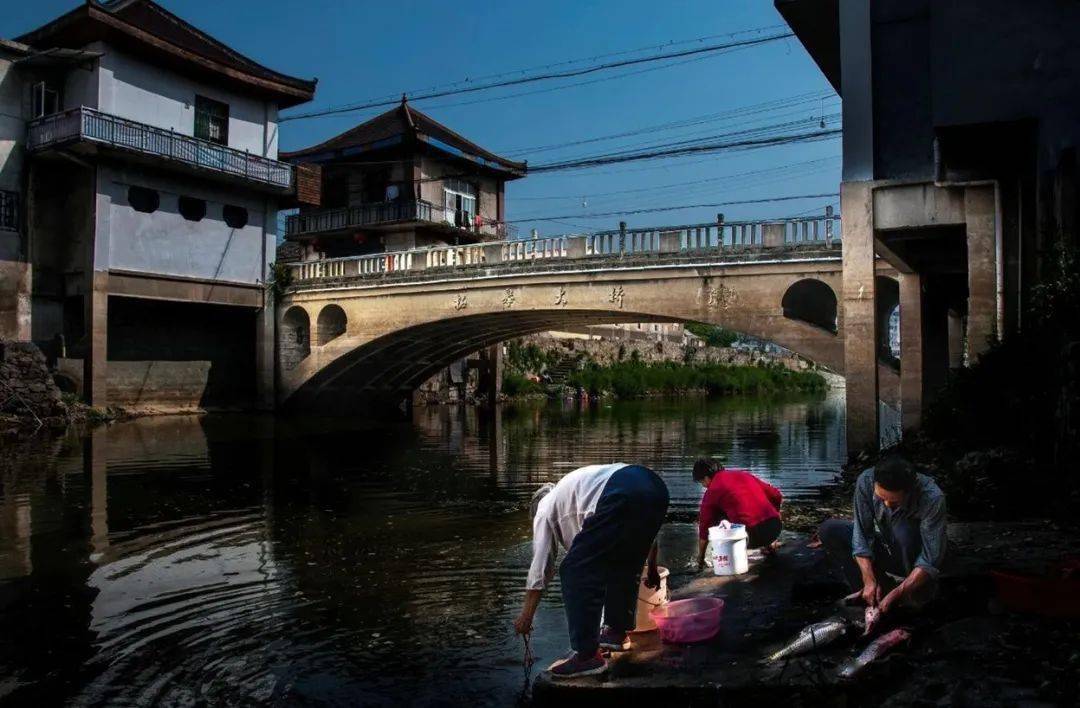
[0, 392, 844, 706]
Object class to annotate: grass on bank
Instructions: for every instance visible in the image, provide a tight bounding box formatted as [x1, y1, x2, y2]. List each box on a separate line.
[567, 360, 826, 398]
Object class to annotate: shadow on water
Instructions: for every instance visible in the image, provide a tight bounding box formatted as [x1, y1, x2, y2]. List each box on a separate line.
[0, 392, 844, 706]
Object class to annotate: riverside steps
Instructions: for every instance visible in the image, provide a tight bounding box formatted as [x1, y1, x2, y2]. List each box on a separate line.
[531, 522, 1080, 707]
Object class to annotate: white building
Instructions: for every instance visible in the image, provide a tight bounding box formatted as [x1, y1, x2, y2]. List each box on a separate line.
[14, 0, 316, 408]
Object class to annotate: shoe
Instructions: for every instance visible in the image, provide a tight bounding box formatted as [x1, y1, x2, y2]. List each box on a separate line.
[547, 650, 607, 679]
[598, 625, 631, 651]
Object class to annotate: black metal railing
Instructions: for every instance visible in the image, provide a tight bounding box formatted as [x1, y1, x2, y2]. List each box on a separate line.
[27, 106, 294, 190]
[285, 199, 515, 238]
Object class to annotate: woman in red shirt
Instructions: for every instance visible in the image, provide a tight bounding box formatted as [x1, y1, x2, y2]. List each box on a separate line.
[692, 458, 783, 570]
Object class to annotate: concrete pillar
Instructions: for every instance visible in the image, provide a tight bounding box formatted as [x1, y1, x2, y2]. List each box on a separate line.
[565, 236, 588, 258]
[841, 181, 879, 456]
[0, 261, 32, 341]
[659, 232, 681, 253]
[255, 303, 275, 410]
[481, 343, 502, 403]
[899, 273, 924, 432]
[763, 223, 786, 249]
[83, 271, 108, 407]
[947, 310, 964, 368]
[964, 186, 997, 361]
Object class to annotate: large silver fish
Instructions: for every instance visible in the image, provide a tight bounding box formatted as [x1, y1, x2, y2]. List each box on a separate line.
[863, 605, 882, 636]
[838, 628, 911, 679]
[766, 618, 849, 662]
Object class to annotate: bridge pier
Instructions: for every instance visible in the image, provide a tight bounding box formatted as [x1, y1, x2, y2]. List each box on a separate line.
[841, 182, 880, 455]
[480, 343, 503, 404]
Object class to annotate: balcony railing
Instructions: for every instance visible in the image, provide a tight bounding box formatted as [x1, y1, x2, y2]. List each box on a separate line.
[28, 106, 294, 190]
[285, 199, 515, 239]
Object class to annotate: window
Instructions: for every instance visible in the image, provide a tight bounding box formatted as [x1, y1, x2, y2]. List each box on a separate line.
[223, 205, 248, 229]
[443, 178, 477, 228]
[194, 95, 229, 145]
[32, 81, 60, 118]
[178, 196, 206, 222]
[0, 191, 17, 232]
[128, 186, 160, 213]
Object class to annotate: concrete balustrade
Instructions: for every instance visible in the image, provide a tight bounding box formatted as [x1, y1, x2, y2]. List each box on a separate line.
[286, 214, 841, 283]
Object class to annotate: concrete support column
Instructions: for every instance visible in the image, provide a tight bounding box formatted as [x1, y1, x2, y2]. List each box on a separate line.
[964, 186, 997, 361]
[255, 303, 275, 410]
[83, 271, 108, 407]
[947, 310, 964, 368]
[481, 343, 503, 403]
[899, 273, 924, 432]
[841, 181, 879, 455]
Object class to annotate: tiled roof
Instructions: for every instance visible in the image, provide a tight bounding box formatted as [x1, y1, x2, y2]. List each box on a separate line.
[281, 99, 527, 177]
[17, 0, 316, 107]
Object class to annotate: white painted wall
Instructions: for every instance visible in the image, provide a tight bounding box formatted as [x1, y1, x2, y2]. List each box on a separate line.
[98, 164, 273, 285]
[80, 43, 279, 158]
[0, 48, 27, 194]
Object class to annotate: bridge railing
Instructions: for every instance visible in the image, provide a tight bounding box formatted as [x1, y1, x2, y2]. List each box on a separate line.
[286, 213, 840, 283]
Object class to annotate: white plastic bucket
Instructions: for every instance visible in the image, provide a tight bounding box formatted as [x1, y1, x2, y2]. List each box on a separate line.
[709, 523, 749, 576]
[632, 566, 670, 632]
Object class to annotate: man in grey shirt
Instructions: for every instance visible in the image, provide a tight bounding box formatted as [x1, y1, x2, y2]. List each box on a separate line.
[818, 455, 947, 615]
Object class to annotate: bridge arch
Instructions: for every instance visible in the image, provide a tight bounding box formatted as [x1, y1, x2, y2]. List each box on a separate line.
[272, 251, 897, 412]
[781, 278, 838, 333]
[280, 306, 310, 371]
[316, 304, 347, 346]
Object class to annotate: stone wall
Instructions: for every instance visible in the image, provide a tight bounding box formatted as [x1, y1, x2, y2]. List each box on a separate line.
[0, 339, 64, 420]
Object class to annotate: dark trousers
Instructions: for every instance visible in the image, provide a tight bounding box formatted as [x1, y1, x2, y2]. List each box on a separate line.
[818, 518, 935, 604]
[560, 465, 669, 655]
[747, 516, 782, 549]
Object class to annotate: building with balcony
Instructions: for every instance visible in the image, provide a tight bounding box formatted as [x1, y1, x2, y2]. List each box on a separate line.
[280, 98, 526, 261]
[11, 0, 316, 409]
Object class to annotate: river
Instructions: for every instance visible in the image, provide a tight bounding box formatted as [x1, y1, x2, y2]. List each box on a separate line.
[0, 392, 845, 706]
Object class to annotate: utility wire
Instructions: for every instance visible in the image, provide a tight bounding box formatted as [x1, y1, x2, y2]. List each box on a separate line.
[530, 129, 841, 172]
[339, 25, 790, 108]
[281, 32, 793, 122]
[504, 192, 840, 223]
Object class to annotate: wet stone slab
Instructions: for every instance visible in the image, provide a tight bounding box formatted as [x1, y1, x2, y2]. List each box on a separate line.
[532, 522, 1080, 707]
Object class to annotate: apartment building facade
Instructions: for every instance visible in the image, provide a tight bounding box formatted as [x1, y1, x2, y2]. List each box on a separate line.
[12, 0, 316, 409]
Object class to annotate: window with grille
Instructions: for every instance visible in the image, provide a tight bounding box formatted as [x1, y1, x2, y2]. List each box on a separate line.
[194, 95, 229, 145]
[0, 191, 17, 231]
[443, 178, 477, 228]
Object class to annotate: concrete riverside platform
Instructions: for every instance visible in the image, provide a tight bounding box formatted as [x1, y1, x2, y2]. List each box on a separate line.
[531, 522, 1080, 707]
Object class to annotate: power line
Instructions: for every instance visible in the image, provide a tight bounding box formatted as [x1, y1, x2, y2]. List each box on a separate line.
[504, 192, 840, 223]
[281, 32, 793, 122]
[511, 156, 840, 201]
[530, 129, 842, 172]
[499, 90, 835, 156]
[333, 25, 790, 110]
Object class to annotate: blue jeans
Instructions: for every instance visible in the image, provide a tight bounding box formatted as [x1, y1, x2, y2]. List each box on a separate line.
[559, 465, 669, 655]
[818, 518, 936, 604]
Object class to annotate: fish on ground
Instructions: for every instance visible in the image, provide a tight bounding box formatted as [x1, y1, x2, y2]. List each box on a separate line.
[863, 605, 882, 636]
[766, 617, 849, 662]
[838, 628, 912, 679]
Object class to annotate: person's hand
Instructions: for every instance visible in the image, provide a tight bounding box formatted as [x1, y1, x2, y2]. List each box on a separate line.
[645, 565, 662, 589]
[513, 612, 533, 635]
[879, 587, 902, 615]
[861, 580, 881, 608]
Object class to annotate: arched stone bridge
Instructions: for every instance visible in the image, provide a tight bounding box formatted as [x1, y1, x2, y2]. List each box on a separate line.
[276, 216, 898, 411]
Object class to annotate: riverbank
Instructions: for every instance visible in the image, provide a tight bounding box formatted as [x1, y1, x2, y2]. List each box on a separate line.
[533, 523, 1080, 707]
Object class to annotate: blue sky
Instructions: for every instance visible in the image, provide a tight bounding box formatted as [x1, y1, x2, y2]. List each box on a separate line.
[6, 1, 840, 236]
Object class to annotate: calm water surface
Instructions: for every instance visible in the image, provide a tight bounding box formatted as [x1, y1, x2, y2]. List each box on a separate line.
[0, 393, 844, 706]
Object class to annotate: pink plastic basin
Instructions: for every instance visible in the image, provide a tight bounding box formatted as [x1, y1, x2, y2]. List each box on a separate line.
[649, 597, 725, 644]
